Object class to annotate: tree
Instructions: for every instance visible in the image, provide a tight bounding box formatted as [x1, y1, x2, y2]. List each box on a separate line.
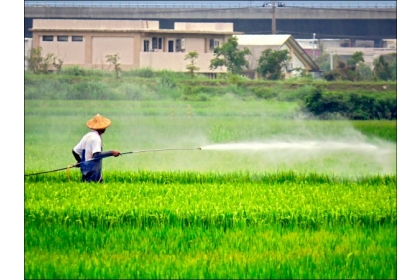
[323, 51, 368, 81]
[26, 47, 58, 74]
[184, 51, 200, 78]
[106, 54, 122, 79]
[347, 51, 364, 67]
[355, 64, 374, 81]
[256, 48, 291, 80]
[209, 36, 251, 74]
[373, 54, 396, 81]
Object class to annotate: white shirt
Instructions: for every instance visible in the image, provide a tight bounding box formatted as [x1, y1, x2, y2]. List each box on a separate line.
[73, 130, 102, 160]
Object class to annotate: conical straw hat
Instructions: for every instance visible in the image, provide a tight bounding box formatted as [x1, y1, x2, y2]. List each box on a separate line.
[86, 114, 111, 130]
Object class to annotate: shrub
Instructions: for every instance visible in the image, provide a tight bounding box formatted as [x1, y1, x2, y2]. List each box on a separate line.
[302, 89, 396, 120]
[66, 81, 118, 100]
[124, 67, 155, 78]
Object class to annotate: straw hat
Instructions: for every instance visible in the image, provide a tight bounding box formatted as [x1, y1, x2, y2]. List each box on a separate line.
[86, 114, 111, 130]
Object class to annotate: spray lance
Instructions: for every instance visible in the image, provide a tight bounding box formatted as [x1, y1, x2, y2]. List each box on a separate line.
[24, 147, 202, 178]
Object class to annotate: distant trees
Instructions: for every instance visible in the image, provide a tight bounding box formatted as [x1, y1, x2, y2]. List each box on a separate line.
[323, 51, 369, 81]
[256, 49, 291, 80]
[209, 37, 251, 74]
[373, 53, 396, 81]
[26, 47, 63, 74]
[321, 51, 396, 82]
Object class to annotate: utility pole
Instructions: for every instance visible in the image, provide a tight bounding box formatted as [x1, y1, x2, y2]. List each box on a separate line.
[312, 33, 316, 59]
[271, 1, 276, 34]
[330, 52, 333, 70]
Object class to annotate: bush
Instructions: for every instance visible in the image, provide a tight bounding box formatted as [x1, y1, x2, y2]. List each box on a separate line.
[66, 81, 118, 100]
[60, 66, 112, 77]
[302, 89, 396, 120]
[124, 67, 155, 78]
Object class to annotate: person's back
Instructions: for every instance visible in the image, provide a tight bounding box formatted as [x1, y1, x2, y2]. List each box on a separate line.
[72, 114, 121, 183]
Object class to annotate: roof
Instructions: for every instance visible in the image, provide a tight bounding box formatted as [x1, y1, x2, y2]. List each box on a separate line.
[234, 35, 291, 46]
[236, 34, 320, 72]
[30, 19, 242, 35]
[29, 28, 241, 35]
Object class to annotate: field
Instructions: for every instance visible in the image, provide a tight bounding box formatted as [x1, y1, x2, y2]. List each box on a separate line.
[24, 99, 396, 279]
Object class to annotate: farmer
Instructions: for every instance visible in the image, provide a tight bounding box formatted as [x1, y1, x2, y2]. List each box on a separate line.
[72, 114, 121, 183]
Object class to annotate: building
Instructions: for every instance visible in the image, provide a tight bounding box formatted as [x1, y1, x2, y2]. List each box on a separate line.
[295, 39, 321, 58]
[24, 38, 33, 70]
[235, 35, 321, 79]
[29, 19, 243, 74]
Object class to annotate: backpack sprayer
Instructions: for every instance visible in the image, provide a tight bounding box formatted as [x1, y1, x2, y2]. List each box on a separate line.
[24, 147, 202, 178]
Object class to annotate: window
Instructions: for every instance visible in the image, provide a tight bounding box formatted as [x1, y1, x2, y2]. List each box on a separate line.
[57, 36, 68, 42]
[209, 38, 220, 50]
[144, 39, 150, 52]
[72, 36, 83, 42]
[152, 37, 163, 50]
[175, 38, 185, 52]
[42, 36, 53, 42]
[168, 40, 174, 52]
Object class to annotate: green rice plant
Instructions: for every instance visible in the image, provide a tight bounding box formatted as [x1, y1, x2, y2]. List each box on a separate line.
[25, 223, 396, 279]
[25, 172, 396, 229]
[24, 172, 396, 279]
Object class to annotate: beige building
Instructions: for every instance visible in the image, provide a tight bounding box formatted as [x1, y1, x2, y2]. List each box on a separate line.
[24, 38, 33, 70]
[29, 19, 243, 74]
[235, 35, 320, 79]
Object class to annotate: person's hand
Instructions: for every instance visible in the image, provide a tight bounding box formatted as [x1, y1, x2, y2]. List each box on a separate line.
[111, 150, 122, 157]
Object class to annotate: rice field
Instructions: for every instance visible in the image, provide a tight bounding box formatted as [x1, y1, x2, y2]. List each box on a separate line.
[24, 100, 397, 279]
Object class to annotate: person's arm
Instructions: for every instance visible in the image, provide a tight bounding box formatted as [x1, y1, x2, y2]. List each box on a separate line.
[72, 150, 82, 167]
[92, 150, 121, 159]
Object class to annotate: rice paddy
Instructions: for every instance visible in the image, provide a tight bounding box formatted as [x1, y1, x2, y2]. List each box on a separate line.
[24, 99, 396, 279]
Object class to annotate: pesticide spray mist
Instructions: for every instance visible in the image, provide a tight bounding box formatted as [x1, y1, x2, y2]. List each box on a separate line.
[200, 141, 380, 152]
[198, 136, 396, 176]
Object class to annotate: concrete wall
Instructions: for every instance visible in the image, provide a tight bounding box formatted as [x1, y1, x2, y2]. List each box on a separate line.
[92, 36, 135, 66]
[140, 52, 225, 73]
[25, 7, 396, 20]
[174, 22, 233, 31]
[37, 34, 86, 64]
[24, 38, 33, 70]
[30, 19, 234, 73]
[33, 19, 159, 30]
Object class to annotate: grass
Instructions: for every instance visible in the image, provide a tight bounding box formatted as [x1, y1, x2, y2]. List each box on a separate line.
[24, 100, 396, 176]
[24, 99, 397, 279]
[25, 172, 396, 279]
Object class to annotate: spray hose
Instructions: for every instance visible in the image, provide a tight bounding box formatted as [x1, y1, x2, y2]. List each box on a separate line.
[24, 147, 202, 178]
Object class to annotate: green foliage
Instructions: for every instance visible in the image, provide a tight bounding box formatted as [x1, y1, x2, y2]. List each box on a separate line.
[323, 51, 372, 81]
[303, 89, 397, 120]
[105, 53, 122, 79]
[24, 67, 397, 123]
[124, 67, 155, 78]
[374, 54, 396, 81]
[60, 66, 112, 77]
[67, 80, 118, 100]
[209, 37, 252, 74]
[347, 51, 365, 66]
[25, 168, 396, 279]
[355, 64, 375, 81]
[257, 48, 291, 80]
[184, 51, 200, 77]
[26, 47, 63, 74]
